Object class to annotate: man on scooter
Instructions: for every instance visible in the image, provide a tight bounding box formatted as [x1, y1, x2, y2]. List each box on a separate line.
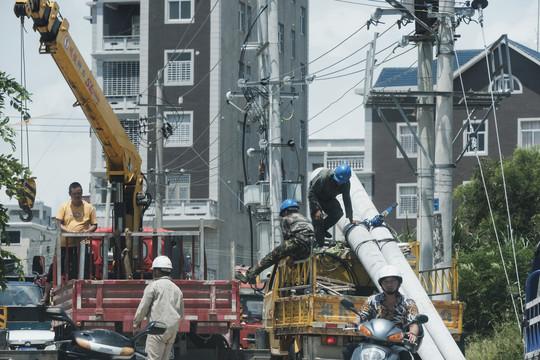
[343, 265, 420, 360]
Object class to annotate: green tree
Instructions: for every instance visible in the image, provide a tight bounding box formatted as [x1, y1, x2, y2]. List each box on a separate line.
[454, 147, 540, 247]
[0, 71, 32, 288]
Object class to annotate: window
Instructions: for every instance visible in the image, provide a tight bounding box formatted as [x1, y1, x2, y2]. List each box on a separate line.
[492, 74, 522, 94]
[132, 15, 140, 36]
[238, 2, 245, 32]
[290, 30, 296, 59]
[463, 120, 487, 156]
[396, 184, 417, 219]
[164, 50, 194, 86]
[397, 123, 418, 158]
[300, 7, 306, 36]
[164, 111, 193, 147]
[1, 231, 21, 245]
[300, 63, 306, 92]
[120, 118, 140, 150]
[166, 0, 193, 23]
[167, 174, 190, 200]
[237, 122, 251, 153]
[519, 118, 540, 148]
[102, 61, 140, 96]
[247, 5, 252, 33]
[237, 181, 244, 212]
[300, 120, 306, 149]
[278, 24, 284, 53]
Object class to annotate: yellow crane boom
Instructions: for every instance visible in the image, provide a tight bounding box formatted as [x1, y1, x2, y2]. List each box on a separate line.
[14, 0, 150, 245]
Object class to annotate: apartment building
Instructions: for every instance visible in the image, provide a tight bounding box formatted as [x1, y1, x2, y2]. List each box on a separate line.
[87, 0, 309, 279]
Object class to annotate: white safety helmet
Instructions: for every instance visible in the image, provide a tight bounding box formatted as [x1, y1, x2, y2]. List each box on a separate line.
[151, 256, 173, 271]
[377, 265, 402, 287]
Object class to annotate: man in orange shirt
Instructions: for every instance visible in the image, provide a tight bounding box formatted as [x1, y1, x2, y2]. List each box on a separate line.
[38, 182, 97, 306]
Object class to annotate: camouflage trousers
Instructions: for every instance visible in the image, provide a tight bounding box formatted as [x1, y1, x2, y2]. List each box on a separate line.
[246, 237, 312, 281]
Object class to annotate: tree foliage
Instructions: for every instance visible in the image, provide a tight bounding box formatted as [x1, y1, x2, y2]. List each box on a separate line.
[453, 147, 540, 337]
[454, 147, 540, 247]
[458, 236, 533, 335]
[0, 71, 32, 287]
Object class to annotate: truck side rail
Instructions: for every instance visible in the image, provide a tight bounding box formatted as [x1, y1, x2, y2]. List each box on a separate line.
[525, 270, 540, 359]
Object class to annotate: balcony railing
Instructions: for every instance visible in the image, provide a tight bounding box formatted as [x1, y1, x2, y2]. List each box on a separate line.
[103, 35, 140, 51]
[106, 96, 139, 111]
[326, 156, 364, 171]
[94, 199, 218, 221]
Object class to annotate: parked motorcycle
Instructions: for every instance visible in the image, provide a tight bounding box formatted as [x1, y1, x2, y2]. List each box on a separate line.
[45, 306, 166, 359]
[340, 299, 428, 360]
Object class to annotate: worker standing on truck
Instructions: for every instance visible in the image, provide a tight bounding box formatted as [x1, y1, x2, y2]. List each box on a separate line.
[343, 265, 420, 360]
[133, 256, 184, 360]
[308, 163, 356, 246]
[38, 182, 97, 306]
[235, 199, 314, 284]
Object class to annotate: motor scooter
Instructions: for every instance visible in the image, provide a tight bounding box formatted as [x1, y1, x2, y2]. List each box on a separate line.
[45, 306, 167, 359]
[341, 299, 428, 360]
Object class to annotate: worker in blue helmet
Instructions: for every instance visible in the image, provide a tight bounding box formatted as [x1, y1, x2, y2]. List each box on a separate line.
[235, 199, 315, 284]
[308, 163, 357, 246]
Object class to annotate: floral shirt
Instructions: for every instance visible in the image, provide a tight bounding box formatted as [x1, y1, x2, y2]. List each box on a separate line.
[357, 292, 418, 330]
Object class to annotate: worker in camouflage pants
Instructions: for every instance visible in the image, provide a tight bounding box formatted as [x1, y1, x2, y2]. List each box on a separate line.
[235, 199, 315, 284]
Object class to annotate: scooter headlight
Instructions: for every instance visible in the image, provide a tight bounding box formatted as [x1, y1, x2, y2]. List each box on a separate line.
[359, 347, 385, 360]
[75, 337, 91, 350]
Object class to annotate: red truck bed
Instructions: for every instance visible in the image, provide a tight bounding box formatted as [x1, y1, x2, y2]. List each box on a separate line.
[52, 279, 241, 334]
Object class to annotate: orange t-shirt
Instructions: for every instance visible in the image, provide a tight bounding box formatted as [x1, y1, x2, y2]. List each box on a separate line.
[56, 200, 98, 247]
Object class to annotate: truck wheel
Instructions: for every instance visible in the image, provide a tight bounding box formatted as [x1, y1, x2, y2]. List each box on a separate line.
[288, 340, 302, 360]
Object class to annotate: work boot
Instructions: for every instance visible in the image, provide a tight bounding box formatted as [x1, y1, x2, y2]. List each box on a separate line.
[235, 271, 256, 285]
[324, 230, 332, 238]
[37, 282, 52, 307]
[235, 271, 249, 284]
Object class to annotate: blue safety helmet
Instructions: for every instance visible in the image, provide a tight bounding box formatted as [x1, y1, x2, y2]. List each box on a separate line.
[334, 163, 351, 183]
[280, 199, 299, 216]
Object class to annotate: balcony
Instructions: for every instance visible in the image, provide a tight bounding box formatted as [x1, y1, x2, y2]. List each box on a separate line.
[326, 156, 364, 171]
[93, 199, 220, 229]
[103, 35, 140, 52]
[107, 95, 139, 111]
[244, 180, 303, 207]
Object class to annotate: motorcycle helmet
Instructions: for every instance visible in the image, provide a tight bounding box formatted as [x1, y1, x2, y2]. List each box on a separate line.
[333, 163, 351, 183]
[378, 265, 402, 295]
[151, 256, 173, 272]
[280, 199, 299, 216]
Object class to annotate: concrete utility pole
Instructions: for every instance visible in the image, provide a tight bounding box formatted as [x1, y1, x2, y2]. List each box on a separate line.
[434, 0, 455, 296]
[155, 70, 165, 250]
[267, 0, 283, 250]
[417, 41, 435, 272]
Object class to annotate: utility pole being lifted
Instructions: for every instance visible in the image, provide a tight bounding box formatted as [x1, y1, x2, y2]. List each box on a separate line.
[433, 0, 455, 296]
[267, 0, 283, 251]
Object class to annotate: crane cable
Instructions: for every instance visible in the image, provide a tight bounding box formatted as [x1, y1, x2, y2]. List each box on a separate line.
[19, 20, 30, 168]
[452, 10, 522, 328]
[478, 14, 523, 315]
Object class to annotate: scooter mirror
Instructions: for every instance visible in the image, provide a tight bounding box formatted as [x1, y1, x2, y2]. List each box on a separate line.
[415, 314, 428, 325]
[340, 299, 355, 311]
[45, 307, 79, 329]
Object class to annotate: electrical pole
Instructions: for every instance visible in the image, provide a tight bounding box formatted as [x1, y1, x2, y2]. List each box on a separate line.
[155, 70, 164, 257]
[267, 0, 283, 250]
[434, 0, 455, 299]
[417, 40, 435, 272]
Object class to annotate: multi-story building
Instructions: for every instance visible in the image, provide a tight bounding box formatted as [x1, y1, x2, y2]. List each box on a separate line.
[2, 202, 56, 275]
[87, 1, 309, 279]
[364, 37, 540, 235]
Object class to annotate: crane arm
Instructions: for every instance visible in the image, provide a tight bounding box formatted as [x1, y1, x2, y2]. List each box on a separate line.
[14, 0, 150, 233]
